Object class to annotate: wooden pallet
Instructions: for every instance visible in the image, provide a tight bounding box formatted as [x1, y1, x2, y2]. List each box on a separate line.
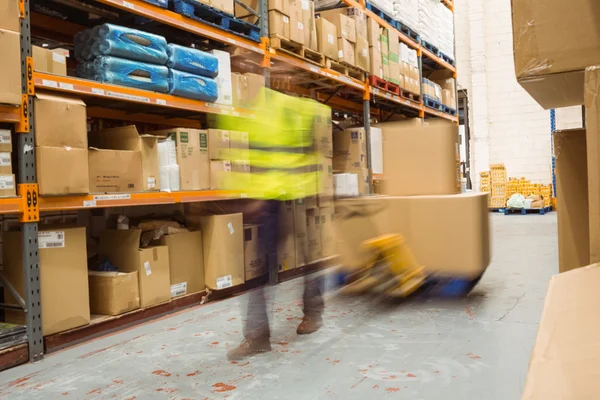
[325, 58, 366, 82]
[400, 88, 421, 103]
[269, 35, 325, 66]
[503, 207, 553, 215]
[369, 75, 399, 94]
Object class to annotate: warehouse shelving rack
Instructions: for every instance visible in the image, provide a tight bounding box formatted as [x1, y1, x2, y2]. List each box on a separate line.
[0, 0, 457, 369]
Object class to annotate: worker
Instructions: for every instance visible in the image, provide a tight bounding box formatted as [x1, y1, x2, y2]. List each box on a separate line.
[217, 87, 330, 361]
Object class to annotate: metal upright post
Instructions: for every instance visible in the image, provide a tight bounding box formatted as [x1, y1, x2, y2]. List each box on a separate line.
[550, 108, 556, 198]
[17, 0, 43, 362]
[259, 0, 270, 89]
[364, 98, 373, 194]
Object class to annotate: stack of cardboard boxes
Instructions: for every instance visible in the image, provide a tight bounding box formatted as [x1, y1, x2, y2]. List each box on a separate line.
[332, 127, 370, 195]
[489, 164, 507, 208]
[0, 130, 15, 198]
[336, 119, 489, 281]
[0, 1, 22, 107]
[32, 45, 68, 76]
[262, 0, 318, 50]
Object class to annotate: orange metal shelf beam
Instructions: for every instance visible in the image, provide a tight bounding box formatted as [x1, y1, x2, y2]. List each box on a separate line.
[34, 72, 254, 118]
[441, 0, 454, 12]
[94, 0, 264, 55]
[0, 197, 23, 214]
[370, 87, 422, 112]
[0, 105, 21, 124]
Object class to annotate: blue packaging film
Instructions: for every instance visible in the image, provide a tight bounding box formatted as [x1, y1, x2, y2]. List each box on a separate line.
[166, 44, 219, 78]
[91, 56, 169, 93]
[168, 69, 218, 102]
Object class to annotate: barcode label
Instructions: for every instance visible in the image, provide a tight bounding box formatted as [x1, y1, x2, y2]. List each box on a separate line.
[92, 88, 105, 95]
[156, 99, 166, 106]
[39, 231, 65, 249]
[42, 79, 58, 88]
[216, 275, 232, 289]
[0, 175, 14, 189]
[0, 153, 10, 166]
[170, 282, 187, 298]
[94, 194, 131, 201]
[0, 131, 10, 143]
[59, 82, 74, 90]
[83, 200, 96, 207]
[122, 0, 135, 9]
[147, 177, 156, 188]
[52, 53, 66, 64]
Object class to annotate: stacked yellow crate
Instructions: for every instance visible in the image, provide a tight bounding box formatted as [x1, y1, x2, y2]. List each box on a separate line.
[541, 184, 553, 207]
[489, 164, 507, 208]
[480, 171, 490, 193]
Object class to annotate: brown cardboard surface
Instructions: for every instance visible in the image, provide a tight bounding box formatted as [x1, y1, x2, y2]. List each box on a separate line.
[0, 152, 11, 175]
[269, 11, 290, 38]
[88, 271, 140, 316]
[302, 0, 317, 51]
[244, 224, 266, 280]
[320, 206, 335, 257]
[293, 199, 308, 267]
[306, 207, 322, 262]
[159, 231, 205, 297]
[335, 193, 490, 278]
[199, 213, 245, 290]
[99, 230, 171, 308]
[37, 146, 89, 195]
[316, 18, 338, 60]
[32, 46, 67, 76]
[207, 129, 231, 160]
[376, 120, 460, 195]
[317, 156, 334, 207]
[369, 47, 383, 78]
[91, 126, 160, 191]
[88, 149, 143, 193]
[0, 129, 12, 152]
[4, 227, 91, 336]
[336, 166, 369, 195]
[242, 73, 265, 106]
[230, 130, 250, 160]
[235, 0, 287, 19]
[355, 36, 370, 72]
[0, 174, 15, 197]
[288, 0, 303, 20]
[333, 127, 367, 171]
[0, 29, 21, 105]
[511, 0, 600, 108]
[367, 17, 380, 46]
[337, 38, 355, 66]
[314, 112, 333, 158]
[0, 0, 20, 32]
[278, 200, 296, 271]
[231, 72, 243, 105]
[35, 92, 88, 148]
[318, 10, 356, 42]
[210, 160, 232, 189]
[197, 0, 233, 14]
[290, 17, 305, 45]
[553, 129, 589, 272]
[585, 67, 600, 263]
[151, 128, 210, 190]
[521, 264, 600, 400]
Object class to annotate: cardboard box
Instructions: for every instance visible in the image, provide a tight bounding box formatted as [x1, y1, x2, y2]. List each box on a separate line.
[242, 73, 265, 106]
[235, 0, 289, 19]
[511, 0, 600, 109]
[344, 6, 367, 38]
[244, 224, 266, 280]
[231, 72, 243, 106]
[337, 38, 355, 66]
[4, 227, 91, 335]
[91, 126, 159, 191]
[290, 17, 305, 45]
[316, 18, 338, 60]
[370, 47, 383, 78]
[288, 0, 303, 20]
[521, 264, 600, 400]
[88, 271, 140, 316]
[37, 146, 89, 195]
[554, 129, 589, 272]
[585, 67, 600, 263]
[209, 49, 233, 106]
[35, 93, 87, 148]
[230, 130, 250, 160]
[380, 32, 389, 55]
[269, 11, 290, 38]
[32, 46, 67, 76]
[334, 173, 359, 197]
[0, 0, 20, 32]
[293, 199, 308, 267]
[279, 200, 296, 271]
[302, 0, 318, 51]
[88, 149, 143, 193]
[367, 17, 380, 47]
[314, 110, 333, 158]
[318, 156, 334, 207]
[197, 0, 233, 14]
[382, 56, 390, 81]
[335, 193, 490, 278]
[210, 160, 231, 189]
[339, 166, 369, 195]
[0, 29, 20, 105]
[376, 120, 460, 195]
[333, 127, 367, 171]
[355, 36, 370, 71]
[320, 206, 335, 257]
[231, 159, 251, 188]
[159, 231, 205, 297]
[318, 10, 356, 42]
[207, 129, 231, 160]
[99, 230, 171, 308]
[306, 208, 322, 262]
[0, 174, 15, 197]
[150, 128, 210, 190]
[388, 52, 401, 85]
[0, 152, 11, 175]
[198, 213, 244, 290]
[0, 129, 11, 152]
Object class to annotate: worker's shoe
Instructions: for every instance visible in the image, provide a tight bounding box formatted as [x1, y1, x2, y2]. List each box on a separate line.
[227, 337, 271, 361]
[297, 315, 322, 335]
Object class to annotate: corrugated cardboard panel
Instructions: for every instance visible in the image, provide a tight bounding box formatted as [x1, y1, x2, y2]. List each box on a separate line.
[34, 93, 87, 148]
[37, 146, 89, 195]
[88, 271, 140, 316]
[159, 231, 205, 297]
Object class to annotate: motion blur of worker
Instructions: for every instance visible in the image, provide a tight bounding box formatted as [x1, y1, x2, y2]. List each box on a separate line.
[217, 87, 330, 361]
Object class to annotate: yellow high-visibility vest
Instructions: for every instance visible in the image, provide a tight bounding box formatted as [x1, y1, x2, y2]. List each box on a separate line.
[217, 88, 330, 200]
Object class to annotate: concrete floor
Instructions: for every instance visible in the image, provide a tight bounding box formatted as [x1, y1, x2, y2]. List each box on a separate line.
[0, 213, 558, 399]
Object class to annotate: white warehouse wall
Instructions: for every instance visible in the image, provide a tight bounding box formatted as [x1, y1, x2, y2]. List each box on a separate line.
[454, 0, 553, 187]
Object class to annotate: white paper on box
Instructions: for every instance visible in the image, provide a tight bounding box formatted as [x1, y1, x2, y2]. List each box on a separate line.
[144, 261, 152, 276]
[327, 34, 334, 44]
[38, 231, 65, 248]
[338, 50, 344, 58]
[216, 275, 233, 289]
[283, 16, 289, 23]
[227, 222, 235, 235]
[0, 130, 10, 144]
[370, 127, 383, 174]
[302, 0, 309, 9]
[0, 153, 10, 166]
[170, 282, 187, 297]
[0, 175, 14, 189]
[147, 177, 156, 188]
[298, 21, 304, 30]
[52, 53, 66, 64]
[209, 49, 233, 106]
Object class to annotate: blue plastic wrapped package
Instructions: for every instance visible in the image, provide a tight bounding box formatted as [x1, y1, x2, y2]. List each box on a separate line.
[168, 69, 218, 102]
[91, 24, 168, 65]
[93, 56, 169, 93]
[167, 44, 219, 78]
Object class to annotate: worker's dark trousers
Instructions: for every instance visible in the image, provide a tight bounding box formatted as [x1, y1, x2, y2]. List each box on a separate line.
[244, 200, 324, 340]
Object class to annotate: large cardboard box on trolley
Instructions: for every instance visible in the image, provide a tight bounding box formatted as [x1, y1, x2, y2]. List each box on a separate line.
[553, 128, 589, 273]
[376, 120, 461, 195]
[198, 213, 245, 290]
[584, 67, 600, 265]
[159, 231, 205, 298]
[511, 0, 600, 109]
[335, 193, 490, 278]
[521, 264, 600, 400]
[4, 226, 91, 336]
[99, 230, 171, 308]
[88, 271, 140, 316]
